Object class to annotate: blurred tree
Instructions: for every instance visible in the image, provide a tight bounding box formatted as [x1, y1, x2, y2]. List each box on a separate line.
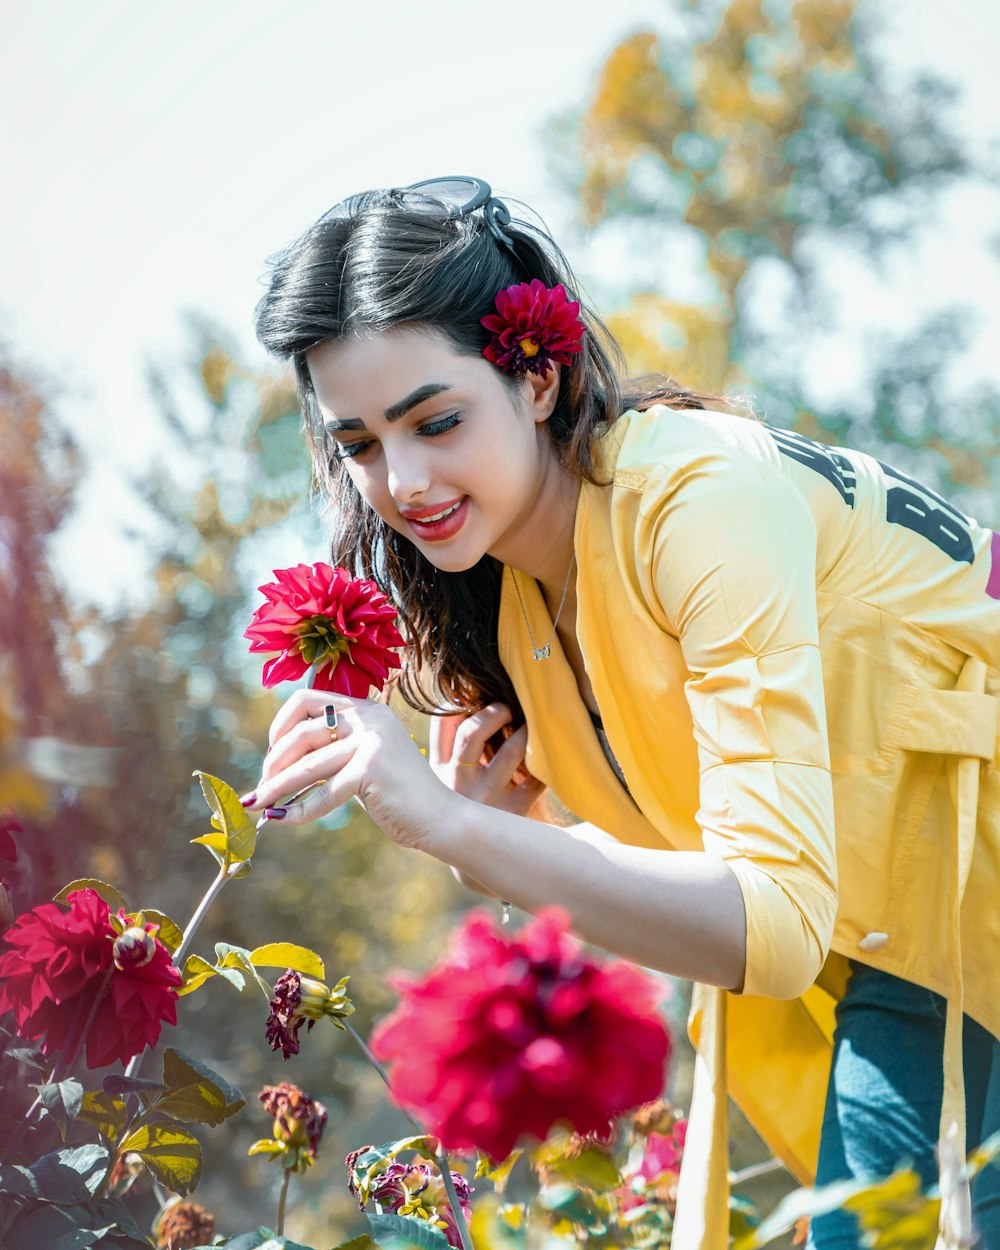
[0, 331, 467, 1241]
[556, 0, 1000, 515]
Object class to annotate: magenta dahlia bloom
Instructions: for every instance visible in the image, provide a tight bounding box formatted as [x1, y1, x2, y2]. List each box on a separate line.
[244, 562, 404, 696]
[0, 888, 182, 1068]
[480, 279, 585, 378]
[371, 908, 671, 1162]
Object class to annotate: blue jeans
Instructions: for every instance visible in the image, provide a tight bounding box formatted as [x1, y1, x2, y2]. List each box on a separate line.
[807, 962, 1000, 1249]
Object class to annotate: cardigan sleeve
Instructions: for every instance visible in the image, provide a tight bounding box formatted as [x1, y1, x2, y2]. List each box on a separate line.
[641, 448, 839, 999]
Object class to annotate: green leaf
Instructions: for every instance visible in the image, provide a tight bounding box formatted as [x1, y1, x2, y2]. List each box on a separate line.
[7, 1046, 46, 1071]
[32, 1080, 83, 1140]
[53, 879, 129, 914]
[77, 1091, 128, 1147]
[190, 833, 225, 866]
[102, 1074, 167, 1097]
[119, 1117, 203, 1195]
[162, 1048, 245, 1119]
[140, 908, 184, 952]
[367, 1212, 451, 1250]
[179, 953, 219, 996]
[543, 1146, 621, 1192]
[194, 770, 257, 863]
[330, 1238, 376, 1250]
[215, 942, 274, 998]
[249, 942, 326, 979]
[0, 1145, 110, 1205]
[248, 1139, 287, 1157]
[221, 1231, 315, 1250]
[733, 1176, 868, 1248]
[3, 1204, 114, 1250]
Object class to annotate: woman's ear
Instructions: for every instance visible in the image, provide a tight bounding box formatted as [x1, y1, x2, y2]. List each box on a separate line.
[519, 363, 562, 426]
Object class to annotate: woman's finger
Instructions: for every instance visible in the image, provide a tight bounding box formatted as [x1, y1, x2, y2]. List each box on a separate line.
[428, 712, 465, 771]
[450, 703, 514, 765]
[263, 704, 351, 783]
[483, 723, 531, 786]
[266, 688, 359, 751]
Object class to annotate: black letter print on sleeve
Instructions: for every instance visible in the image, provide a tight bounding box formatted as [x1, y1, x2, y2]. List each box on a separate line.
[767, 428, 974, 564]
[879, 461, 975, 565]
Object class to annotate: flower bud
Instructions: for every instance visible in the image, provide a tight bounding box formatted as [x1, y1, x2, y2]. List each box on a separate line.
[113, 926, 156, 971]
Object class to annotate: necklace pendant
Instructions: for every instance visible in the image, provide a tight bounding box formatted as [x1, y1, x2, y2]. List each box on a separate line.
[532, 645, 551, 661]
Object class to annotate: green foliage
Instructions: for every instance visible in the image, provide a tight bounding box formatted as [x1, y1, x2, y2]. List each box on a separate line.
[77, 1091, 128, 1148]
[32, 1079, 84, 1140]
[54, 879, 130, 914]
[194, 771, 258, 866]
[118, 1117, 203, 1195]
[367, 1212, 451, 1249]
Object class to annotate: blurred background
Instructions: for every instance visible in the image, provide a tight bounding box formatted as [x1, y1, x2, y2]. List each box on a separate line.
[1, 0, 998, 1244]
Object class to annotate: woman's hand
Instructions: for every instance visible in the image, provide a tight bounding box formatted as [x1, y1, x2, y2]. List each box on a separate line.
[429, 703, 545, 818]
[243, 690, 457, 853]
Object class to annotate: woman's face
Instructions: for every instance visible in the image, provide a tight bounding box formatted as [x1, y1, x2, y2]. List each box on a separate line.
[307, 327, 565, 573]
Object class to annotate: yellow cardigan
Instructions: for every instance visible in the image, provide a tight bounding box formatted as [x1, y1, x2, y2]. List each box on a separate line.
[498, 408, 999, 1246]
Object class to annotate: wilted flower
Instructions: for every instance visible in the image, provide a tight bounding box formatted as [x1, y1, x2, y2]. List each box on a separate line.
[480, 280, 585, 379]
[0, 888, 182, 1068]
[260, 1081, 328, 1158]
[371, 908, 671, 1161]
[265, 968, 354, 1059]
[349, 1156, 472, 1250]
[250, 1081, 328, 1173]
[245, 562, 403, 695]
[154, 1199, 216, 1249]
[631, 1098, 680, 1138]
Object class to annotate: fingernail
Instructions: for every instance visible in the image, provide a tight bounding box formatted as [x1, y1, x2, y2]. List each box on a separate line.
[240, 791, 257, 808]
[264, 807, 287, 821]
[265, 745, 272, 757]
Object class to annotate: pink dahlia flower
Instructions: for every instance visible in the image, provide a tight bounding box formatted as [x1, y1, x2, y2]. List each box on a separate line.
[244, 562, 403, 696]
[480, 279, 585, 378]
[0, 888, 182, 1068]
[371, 908, 671, 1162]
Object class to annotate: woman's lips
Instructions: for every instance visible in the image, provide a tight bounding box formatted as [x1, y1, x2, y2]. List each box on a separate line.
[402, 496, 469, 542]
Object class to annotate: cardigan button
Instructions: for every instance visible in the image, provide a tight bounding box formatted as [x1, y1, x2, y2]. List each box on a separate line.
[858, 931, 889, 952]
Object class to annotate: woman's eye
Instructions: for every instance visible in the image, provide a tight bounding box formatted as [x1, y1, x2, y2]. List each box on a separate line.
[330, 439, 375, 462]
[418, 414, 462, 437]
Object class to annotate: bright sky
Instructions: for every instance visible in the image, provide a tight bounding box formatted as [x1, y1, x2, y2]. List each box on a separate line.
[1, 0, 998, 608]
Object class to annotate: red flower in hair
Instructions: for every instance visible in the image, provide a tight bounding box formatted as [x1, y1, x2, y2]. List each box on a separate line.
[481, 280, 585, 378]
[0, 888, 181, 1068]
[371, 907, 671, 1161]
[244, 562, 404, 696]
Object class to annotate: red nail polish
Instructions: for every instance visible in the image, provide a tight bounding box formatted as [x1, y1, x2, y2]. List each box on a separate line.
[240, 791, 257, 808]
[264, 807, 287, 821]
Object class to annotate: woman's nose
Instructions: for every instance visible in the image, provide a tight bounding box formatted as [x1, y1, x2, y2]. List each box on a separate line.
[385, 445, 432, 505]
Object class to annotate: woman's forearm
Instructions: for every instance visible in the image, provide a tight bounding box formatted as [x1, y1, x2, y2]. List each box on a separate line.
[431, 797, 748, 990]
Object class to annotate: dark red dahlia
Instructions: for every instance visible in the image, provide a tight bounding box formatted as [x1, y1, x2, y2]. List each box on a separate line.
[371, 907, 671, 1162]
[244, 562, 404, 696]
[0, 888, 182, 1068]
[480, 280, 585, 378]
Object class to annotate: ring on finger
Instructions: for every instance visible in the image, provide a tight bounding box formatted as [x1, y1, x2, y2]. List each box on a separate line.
[455, 759, 480, 769]
[324, 704, 339, 742]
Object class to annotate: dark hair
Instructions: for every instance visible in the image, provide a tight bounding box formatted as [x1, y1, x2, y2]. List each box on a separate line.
[255, 185, 721, 716]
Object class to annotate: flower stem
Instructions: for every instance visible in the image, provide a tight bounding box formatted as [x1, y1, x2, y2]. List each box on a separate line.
[276, 1168, 292, 1236]
[342, 1019, 474, 1250]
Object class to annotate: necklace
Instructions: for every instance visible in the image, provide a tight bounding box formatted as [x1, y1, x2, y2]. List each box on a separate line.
[511, 556, 576, 661]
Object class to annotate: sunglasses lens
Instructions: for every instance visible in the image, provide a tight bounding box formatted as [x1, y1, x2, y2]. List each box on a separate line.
[403, 176, 490, 216]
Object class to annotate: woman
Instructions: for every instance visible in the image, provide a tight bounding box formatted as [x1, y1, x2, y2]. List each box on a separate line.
[246, 177, 1000, 1247]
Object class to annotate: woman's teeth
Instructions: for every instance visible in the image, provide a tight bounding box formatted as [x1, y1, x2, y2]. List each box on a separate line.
[420, 502, 461, 523]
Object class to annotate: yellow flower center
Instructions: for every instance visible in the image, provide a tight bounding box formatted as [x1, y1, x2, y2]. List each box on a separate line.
[518, 336, 540, 357]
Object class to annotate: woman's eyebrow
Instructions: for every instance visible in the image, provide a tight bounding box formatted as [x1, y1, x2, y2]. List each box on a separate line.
[325, 382, 454, 432]
[383, 382, 452, 422]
